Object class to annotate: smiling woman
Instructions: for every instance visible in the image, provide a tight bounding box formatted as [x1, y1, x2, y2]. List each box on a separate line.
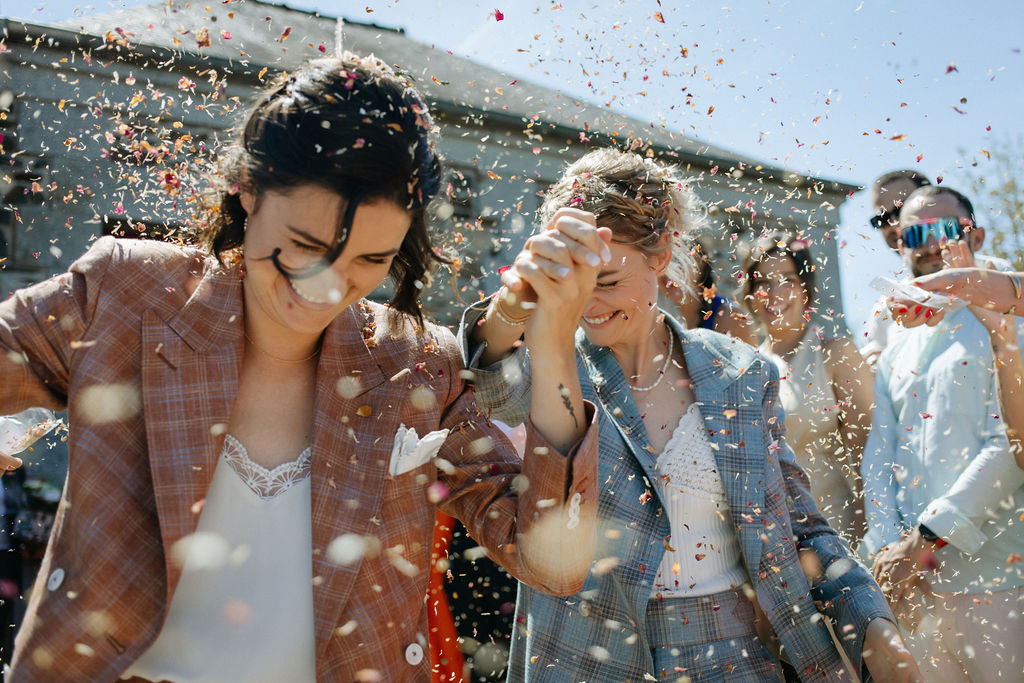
[239, 187, 412, 340]
[461, 148, 919, 682]
[741, 235, 871, 548]
[0, 53, 599, 682]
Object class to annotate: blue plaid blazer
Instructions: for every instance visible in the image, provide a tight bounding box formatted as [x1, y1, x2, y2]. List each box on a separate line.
[460, 304, 894, 682]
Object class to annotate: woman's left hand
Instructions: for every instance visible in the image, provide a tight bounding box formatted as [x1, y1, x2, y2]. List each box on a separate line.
[862, 618, 926, 682]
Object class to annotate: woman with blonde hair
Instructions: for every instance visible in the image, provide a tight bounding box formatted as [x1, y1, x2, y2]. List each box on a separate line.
[460, 147, 920, 681]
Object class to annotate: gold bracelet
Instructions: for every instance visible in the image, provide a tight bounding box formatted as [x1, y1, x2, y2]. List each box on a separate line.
[490, 291, 530, 327]
[491, 303, 526, 327]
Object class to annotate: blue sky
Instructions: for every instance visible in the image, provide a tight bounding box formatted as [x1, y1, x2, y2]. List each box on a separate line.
[5, 0, 1023, 339]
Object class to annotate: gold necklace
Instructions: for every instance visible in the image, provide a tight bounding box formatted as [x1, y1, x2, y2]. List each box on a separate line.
[243, 331, 321, 364]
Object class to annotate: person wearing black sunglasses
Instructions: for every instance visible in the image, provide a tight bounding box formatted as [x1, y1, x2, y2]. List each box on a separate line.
[861, 171, 933, 366]
[862, 184, 1024, 681]
[869, 170, 931, 251]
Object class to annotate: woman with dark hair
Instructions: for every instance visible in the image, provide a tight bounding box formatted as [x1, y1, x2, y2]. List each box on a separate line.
[661, 238, 757, 344]
[742, 235, 872, 547]
[460, 148, 920, 682]
[0, 54, 599, 681]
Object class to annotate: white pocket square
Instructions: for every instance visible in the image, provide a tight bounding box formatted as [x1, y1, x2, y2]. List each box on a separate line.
[388, 424, 450, 477]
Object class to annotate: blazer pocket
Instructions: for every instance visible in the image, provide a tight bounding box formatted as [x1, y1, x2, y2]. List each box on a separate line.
[388, 424, 450, 477]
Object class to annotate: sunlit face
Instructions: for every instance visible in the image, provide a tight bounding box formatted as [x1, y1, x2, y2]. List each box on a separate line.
[873, 178, 920, 251]
[240, 185, 411, 336]
[579, 240, 669, 347]
[898, 192, 982, 277]
[747, 253, 808, 333]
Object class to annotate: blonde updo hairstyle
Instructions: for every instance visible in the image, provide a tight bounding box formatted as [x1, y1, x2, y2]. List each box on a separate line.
[538, 147, 704, 293]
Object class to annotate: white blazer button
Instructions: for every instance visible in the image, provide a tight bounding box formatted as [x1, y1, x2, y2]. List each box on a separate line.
[405, 643, 424, 666]
[47, 568, 65, 591]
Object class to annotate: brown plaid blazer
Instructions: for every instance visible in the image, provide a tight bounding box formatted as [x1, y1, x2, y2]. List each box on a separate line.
[0, 236, 598, 682]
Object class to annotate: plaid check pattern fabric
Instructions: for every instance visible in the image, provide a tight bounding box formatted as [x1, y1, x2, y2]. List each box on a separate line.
[459, 303, 895, 682]
[0, 237, 599, 682]
[646, 588, 781, 681]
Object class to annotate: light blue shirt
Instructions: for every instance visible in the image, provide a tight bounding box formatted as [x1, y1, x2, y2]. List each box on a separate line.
[862, 307, 1024, 593]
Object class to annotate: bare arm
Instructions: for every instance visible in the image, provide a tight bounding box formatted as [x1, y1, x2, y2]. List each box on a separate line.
[895, 244, 1023, 327]
[915, 267, 1024, 314]
[823, 336, 874, 494]
[823, 335, 873, 543]
[991, 327, 1024, 468]
[477, 209, 611, 452]
[973, 311, 1024, 469]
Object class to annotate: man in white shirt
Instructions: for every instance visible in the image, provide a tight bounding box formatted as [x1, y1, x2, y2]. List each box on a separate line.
[861, 170, 931, 365]
[862, 185, 1024, 681]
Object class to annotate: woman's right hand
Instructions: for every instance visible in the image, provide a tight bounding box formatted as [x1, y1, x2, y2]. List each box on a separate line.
[503, 208, 612, 352]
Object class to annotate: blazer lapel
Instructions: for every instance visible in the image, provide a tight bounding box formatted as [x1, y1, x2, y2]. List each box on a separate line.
[576, 330, 666, 506]
[308, 303, 391, 654]
[579, 316, 767, 570]
[140, 262, 244, 604]
[675, 321, 766, 570]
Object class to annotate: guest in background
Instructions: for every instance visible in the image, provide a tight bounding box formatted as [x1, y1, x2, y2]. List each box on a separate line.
[861, 170, 932, 365]
[863, 185, 1024, 680]
[742, 235, 871, 547]
[661, 239, 757, 344]
[891, 249, 1024, 470]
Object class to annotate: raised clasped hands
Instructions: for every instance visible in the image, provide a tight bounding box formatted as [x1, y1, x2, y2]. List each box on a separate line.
[500, 208, 612, 353]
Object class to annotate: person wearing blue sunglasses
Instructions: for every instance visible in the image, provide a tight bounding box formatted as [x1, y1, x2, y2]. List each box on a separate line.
[863, 184, 1024, 680]
[891, 247, 1024, 471]
[895, 186, 985, 276]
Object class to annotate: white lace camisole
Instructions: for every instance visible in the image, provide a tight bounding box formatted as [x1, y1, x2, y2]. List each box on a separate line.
[122, 435, 316, 682]
[650, 404, 747, 598]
